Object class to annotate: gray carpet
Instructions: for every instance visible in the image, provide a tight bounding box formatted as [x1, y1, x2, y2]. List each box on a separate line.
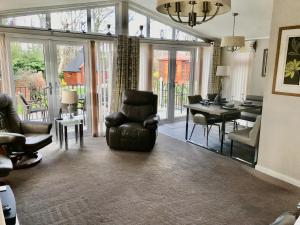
[5, 134, 300, 225]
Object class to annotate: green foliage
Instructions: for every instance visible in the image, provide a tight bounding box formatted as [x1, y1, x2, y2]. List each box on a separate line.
[11, 42, 45, 75]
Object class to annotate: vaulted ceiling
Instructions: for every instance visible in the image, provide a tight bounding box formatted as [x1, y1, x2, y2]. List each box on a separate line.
[0, 0, 273, 40]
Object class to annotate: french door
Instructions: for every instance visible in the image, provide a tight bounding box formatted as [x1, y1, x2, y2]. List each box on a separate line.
[7, 36, 91, 132]
[152, 46, 195, 121]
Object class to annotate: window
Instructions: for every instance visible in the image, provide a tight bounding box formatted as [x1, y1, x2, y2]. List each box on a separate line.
[129, 10, 147, 37]
[51, 10, 87, 32]
[175, 30, 197, 41]
[150, 19, 173, 40]
[1, 14, 47, 28]
[91, 6, 116, 34]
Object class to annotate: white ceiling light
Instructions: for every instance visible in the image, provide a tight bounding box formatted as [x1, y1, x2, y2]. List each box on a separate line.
[156, 0, 231, 27]
[221, 13, 245, 52]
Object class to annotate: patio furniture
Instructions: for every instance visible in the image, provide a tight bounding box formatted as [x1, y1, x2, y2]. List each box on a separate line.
[228, 116, 262, 166]
[19, 93, 48, 121]
[0, 93, 52, 169]
[105, 90, 159, 151]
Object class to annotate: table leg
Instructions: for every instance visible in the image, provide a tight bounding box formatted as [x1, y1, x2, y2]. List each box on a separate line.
[75, 125, 78, 143]
[220, 119, 226, 154]
[64, 126, 68, 150]
[79, 122, 83, 147]
[185, 108, 189, 140]
[59, 123, 63, 149]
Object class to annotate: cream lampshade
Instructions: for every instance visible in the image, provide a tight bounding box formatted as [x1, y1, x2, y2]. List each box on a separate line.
[216, 66, 231, 77]
[221, 36, 245, 48]
[61, 90, 78, 105]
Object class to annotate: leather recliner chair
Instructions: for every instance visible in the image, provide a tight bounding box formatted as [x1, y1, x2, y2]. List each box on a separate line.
[105, 90, 159, 151]
[0, 94, 52, 169]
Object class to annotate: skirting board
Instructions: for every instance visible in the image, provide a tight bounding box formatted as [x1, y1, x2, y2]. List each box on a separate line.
[256, 165, 300, 188]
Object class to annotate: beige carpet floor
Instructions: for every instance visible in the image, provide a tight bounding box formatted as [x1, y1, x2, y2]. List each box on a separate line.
[5, 134, 300, 225]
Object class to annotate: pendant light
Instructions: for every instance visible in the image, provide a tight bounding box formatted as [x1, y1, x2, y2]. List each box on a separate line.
[221, 13, 245, 52]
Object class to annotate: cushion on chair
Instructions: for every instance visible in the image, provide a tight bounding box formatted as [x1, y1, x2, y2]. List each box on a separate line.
[193, 114, 207, 125]
[123, 90, 154, 105]
[0, 154, 13, 177]
[228, 128, 254, 146]
[121, 104, 153, 122]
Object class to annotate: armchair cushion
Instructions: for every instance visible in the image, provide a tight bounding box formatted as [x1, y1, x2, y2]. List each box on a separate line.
[121, 104, 153, 122]
[23, 134, 52, 153]
[105, 112, 127, 128]
[0, 133, 26, 145]
[21, 121, 52, 134]
[143, 115, 159, 129]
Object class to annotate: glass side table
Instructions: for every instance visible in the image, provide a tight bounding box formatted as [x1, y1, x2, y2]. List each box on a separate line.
[55, 115, 84, 150]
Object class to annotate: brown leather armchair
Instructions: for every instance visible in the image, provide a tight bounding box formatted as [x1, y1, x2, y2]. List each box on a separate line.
[105, 90, 159, 151]
[0, 94, 52, 169]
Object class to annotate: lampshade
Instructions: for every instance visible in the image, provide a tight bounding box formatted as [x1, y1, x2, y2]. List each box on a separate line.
[156, 0, 231, 17]
[216, 66, 231, 77]
[221, 36, 245, 48]
[61, 90, 78, 104]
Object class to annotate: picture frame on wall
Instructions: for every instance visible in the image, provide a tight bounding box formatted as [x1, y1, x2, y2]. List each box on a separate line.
[273, 25, 300, 97]
[262, 49, 268, 77]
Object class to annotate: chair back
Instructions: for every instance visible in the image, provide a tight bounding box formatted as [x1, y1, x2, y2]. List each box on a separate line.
[249, 116, 262, 146]
[188, 95, 202, 116]
[0, 94, 21, 133]
[121, 90, 157, 122]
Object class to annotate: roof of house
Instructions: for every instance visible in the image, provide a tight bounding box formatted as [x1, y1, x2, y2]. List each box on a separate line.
[63, 49, 84, 73]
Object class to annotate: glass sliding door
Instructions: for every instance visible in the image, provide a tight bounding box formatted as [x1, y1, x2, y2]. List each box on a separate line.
[152, 49, 170, 120]
[152, 47, 195, 121]
[174, 50, 193, 118]
[52, 41, 90, 132]
[8, 39, 51, 122]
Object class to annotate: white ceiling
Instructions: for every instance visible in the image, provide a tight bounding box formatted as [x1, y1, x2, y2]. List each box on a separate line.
[0, 0, 274, 39]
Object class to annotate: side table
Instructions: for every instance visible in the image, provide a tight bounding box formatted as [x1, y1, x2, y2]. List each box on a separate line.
[55, 116, 84, 150]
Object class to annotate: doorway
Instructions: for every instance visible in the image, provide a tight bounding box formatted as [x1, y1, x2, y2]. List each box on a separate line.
[7, 37, 91, 132]
[152, 47, 195, 122]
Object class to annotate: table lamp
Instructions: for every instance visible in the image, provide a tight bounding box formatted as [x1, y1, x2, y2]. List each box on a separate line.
[215, 66, 231, 105]
[61, 90, 78, 119]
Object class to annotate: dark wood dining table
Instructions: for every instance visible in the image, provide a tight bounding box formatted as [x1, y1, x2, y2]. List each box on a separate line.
[183, 103, 261, 154]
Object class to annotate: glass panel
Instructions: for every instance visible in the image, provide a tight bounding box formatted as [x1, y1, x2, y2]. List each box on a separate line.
[51, 10, 87, 32]
[152, 50, 169, 120]
[56, 44, 87, 130]
[10, 41, 49, 121]
[150, 19, 173, 39]
[175, 30, 197, 41]
[128, 10, 147, 37]
[91, 6, 116, 34]
[174, 51, 192, 118]
[1, 14, 46, 28]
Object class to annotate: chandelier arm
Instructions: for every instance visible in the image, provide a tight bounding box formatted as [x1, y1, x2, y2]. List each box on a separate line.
[166, 7, 188, 24]
[177, 12, 183, 23]
[196, 5, 221, 24]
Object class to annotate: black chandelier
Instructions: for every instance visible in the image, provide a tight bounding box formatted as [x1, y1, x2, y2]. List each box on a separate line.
[156, 0, 231, 27]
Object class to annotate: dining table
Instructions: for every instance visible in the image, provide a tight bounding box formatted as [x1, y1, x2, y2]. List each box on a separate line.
[183, 102, 262, 154]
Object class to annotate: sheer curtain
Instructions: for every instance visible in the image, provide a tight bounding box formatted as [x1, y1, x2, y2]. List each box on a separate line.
[201, 46, 214, 98]
[0, 34, 11, 95]
[96, 41, 116, 136]
[226, 52, 254, 101]
[139, 43, 152, 91]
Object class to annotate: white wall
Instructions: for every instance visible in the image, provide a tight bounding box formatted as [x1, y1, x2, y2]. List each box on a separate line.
[221, 39, 269, 98]
[256, 0, 300, 187]
[247, 39, 269, 96]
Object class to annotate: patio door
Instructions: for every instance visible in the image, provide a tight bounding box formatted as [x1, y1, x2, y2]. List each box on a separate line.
[152, 47, 195, 121]
[7, 37, 91, 132]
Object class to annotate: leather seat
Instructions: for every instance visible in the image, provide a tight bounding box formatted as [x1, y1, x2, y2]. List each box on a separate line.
[0, 93, 52, 169]
[105, 90, 159, 151]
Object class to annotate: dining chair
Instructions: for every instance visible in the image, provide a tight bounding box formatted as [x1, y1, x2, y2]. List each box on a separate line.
[188, 95, 222, 146]
[228, 115, 262, 167]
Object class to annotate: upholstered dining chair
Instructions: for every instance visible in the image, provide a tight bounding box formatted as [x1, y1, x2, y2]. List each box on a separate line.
[188, 95, 222, 146]
[0, 93, 52, 169]
[228, 116, 262, 167]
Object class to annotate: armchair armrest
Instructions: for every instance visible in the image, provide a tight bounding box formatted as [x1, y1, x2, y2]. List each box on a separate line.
[143, 115, 159, 129]
[0, 132, 26, 145]
[105, 112, 127, 128]
[21, 121, 52, 134]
